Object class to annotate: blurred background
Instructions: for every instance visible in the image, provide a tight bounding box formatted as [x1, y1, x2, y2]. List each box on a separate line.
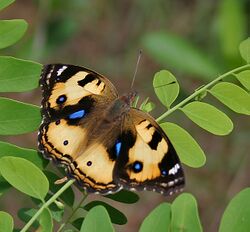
[0, 0, 249, 231]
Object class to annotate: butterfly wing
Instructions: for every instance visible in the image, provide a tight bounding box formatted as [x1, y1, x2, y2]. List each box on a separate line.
[38, 64, 121, 194]
[114, 108, 185, 196]
[40, 64, 118, 121]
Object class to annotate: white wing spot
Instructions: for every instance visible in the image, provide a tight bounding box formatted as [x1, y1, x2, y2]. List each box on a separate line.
[169, 163, 180, 175]
[57, 66, 67, 76]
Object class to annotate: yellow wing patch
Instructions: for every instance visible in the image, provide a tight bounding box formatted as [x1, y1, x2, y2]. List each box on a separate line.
[68, 144, 117, 191]
[49, 71, 105, 108]
[39, 119, 88, 164]
[126, 120, 168, 182]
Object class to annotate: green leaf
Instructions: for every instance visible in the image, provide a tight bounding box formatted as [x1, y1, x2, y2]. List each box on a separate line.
[235, 70, 250, 91]
[18, 208, 39, 229]
[38, 208, 53, 232]
[105, 189, 139, 204]
[84, 201, 127, 225]
[209, 82, 250, 115]
[139, 97, 155, 113]
[142, 32, 220, 81]
[181, 101, 233, 135]
[0, 97, 41, 135]
[161, 122, 206, 168]
[0, 211, 13, 232]
[0, 0, 15, 11]
[153, 70, 179, 108]
[239, 38, 250, 63]
[0, 56, 41, 92]
[219, 188, 250, 232]
[0, 19, 28, 49]
[216, 0, 246, 61]
[139, 203, 171, 232]
[0, 141, 47, 169]
[141, 101, 155, 113]
[80, 206, 114, 232]
[44, 171, 75, 207]
[0, 157, 49, 200]
[171, 193, 202, 232]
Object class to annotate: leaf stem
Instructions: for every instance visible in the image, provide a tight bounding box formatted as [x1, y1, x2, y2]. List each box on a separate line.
[156, 64, 250, 123]
[57, 191, 88, 232]
[20, 179, 75, 232]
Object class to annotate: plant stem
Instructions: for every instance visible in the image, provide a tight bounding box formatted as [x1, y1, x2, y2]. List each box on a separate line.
[20, 179, 75, 232]
[156, 64, 250, 123]
[57, 191, 88, 232]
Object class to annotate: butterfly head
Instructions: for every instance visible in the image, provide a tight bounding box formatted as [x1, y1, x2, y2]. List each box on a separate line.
[120, 91, 137, 106]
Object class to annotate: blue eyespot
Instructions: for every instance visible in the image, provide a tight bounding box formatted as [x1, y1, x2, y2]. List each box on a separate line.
[133, 161, 143, 173]
[161, 170, 167, 176]
[56, 95, 67, 104]
[68, 110, 85, 119]
[115, 140, 122, 157]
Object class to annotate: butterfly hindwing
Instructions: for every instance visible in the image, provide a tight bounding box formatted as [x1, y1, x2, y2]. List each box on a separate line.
[114, 108, 184, 195]
[38, 64, 121, 194]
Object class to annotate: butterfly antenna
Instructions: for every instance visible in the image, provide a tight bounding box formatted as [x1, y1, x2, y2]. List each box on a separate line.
[130, 50, 142, 90]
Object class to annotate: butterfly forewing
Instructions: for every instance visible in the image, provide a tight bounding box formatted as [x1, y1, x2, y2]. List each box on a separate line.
[40, 64, 118, 121]
[114, 108, 184, 196]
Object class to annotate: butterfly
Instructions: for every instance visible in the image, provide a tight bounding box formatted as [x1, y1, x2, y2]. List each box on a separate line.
[38, 64, 185, 196]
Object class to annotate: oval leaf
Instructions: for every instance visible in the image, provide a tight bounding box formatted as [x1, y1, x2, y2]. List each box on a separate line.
[0, 141, 47, 169]
[0, 19, 27, 49]
[142, 32, 220, 81]
[0, 157, 49, 200]
[0, 97, 41, 135]
[161, 122, 206, 168]
[80, 206, 114, 232]
[235, 70, 250, 91]
[239, 37, 250, 63]
[84, 201, 127, 225]
[209, 82, 250, 115]
[153, 70, 179, 108]
[105, 189, 139, 204]
[0, 0, 15, 11]
[38, 208, 53, 232]
[181, 101, 233, 135]
[139, 203, 171, 232]
[219, 188, 250, 232]
[0, 211, 13, 232]
[0, 56, 41, 92]
[171, 193, 202, 232]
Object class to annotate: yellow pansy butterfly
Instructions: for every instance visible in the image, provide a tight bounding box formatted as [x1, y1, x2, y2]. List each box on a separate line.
[38, 64, 184, 195]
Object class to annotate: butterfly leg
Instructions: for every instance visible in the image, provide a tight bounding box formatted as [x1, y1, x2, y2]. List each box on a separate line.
[54, 176, 68, 185]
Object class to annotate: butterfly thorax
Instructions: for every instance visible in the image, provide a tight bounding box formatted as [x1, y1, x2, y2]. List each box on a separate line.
[106, 91, 137, 122]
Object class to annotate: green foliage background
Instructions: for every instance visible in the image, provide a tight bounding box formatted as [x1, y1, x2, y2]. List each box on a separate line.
[0, 0, 249, 231]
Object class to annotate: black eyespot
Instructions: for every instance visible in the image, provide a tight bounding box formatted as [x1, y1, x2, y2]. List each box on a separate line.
[87, 161, 92, 166]
[56, 95, 67, 104]
[55, 120, 60, 125]
[132, 161, 143, 173]
[63, 140, 68, 146]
